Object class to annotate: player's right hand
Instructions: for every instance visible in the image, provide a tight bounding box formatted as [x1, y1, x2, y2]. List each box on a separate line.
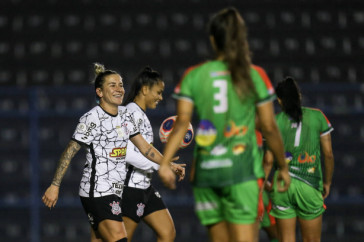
[170, 162, 186, 181]
[276, 168, 291, 192]
[42, 184, 60, 209]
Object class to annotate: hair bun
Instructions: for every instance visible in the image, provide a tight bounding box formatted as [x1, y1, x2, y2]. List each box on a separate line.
[143, 66, 152, 72]
[94, 63, 106, 75]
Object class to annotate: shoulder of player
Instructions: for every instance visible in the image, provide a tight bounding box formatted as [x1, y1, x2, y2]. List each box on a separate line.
[79, 106, 102, 122]
[302, 106, 325, 116]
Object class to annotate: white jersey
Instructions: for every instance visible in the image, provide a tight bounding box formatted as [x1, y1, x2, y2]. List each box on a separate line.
[124, 102, 159, 189]
[73, 105, 140, 198]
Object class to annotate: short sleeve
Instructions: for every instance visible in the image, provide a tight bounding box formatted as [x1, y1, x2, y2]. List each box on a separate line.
[72, 112, 99, 146]
[128, 110, 142, 138]
[173, 66, 198, 103]
[251, 65, 276, 106]
[317, 110, 334, 136]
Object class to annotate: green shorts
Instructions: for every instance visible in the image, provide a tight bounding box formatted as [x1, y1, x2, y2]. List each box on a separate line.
[193, 179, 263, 226]
[260, 189, 276, 228]
[270, 174, 325, 220]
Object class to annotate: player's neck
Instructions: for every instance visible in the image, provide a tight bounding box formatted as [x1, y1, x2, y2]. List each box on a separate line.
[134, 97, 146, 111]
[99, 102, 118, 116]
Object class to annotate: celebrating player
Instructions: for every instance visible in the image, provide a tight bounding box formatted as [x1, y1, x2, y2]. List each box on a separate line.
[120, 66, 181, 242]
[42, 63, 183, 242]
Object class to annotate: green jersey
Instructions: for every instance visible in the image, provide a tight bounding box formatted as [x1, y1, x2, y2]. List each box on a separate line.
[174, 60, 275, 187]
[275, 107, 333, 191]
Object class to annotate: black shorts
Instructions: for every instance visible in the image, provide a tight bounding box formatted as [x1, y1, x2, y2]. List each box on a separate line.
[122, 186, 166, 223]
[80, 194, 123, 231]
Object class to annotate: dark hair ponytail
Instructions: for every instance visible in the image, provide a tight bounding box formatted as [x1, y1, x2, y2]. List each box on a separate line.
[123, 66, 162, 106]
[208, 7, 255, 99]
[275, 77, 302, 123]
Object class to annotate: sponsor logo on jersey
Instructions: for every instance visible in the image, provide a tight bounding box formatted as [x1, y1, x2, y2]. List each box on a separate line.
[285, 152, 293, 163]
[109, 201, 121, 215]
[298, 152, 316, 164]
[116, 126, 124, 138]
[224, 120, 247, 138]
[109, 147, 127, 157]
[80, 122, 96, 140]
[196, 119, 217, 147]
[232, 144, 246, 155]
[307, 167, 316, 173]
[200, 159, 233, 169]
[77, 123, 87, 133]
[136, 203, 145, 217]
[210, 144, 228, 156]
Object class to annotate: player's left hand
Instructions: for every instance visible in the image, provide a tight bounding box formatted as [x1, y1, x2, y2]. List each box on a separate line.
[170, 162, 186, 181]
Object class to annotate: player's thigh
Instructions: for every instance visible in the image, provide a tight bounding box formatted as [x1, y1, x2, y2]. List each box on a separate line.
[143, 209, 176, 240]
[122, 216, 138, 241]
[276, 217, 297, 242]
[228, 220, 260, 242]
[298, 214, 322, 242]
[98, 219, 127, 241]
[207, 221, 229, 242]
[90, 227, 102, 242]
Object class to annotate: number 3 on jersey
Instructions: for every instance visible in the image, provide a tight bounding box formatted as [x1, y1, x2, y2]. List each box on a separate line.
[213, 80, 228, 113]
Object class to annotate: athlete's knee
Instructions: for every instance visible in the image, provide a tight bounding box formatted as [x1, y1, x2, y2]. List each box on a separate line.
[156, 226, 176, 241]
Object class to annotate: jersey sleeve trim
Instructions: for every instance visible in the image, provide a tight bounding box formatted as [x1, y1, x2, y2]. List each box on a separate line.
[256, 94, 276, 107]
[320, 127, 334, 137]
[71, 137, 89, 147]
[172, 93, 194, 103]
[130, 132, 140, 139]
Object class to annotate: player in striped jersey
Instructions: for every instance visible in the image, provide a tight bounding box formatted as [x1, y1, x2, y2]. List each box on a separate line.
[268, 77, 335, 241]
[42, 63, 182, 242]
[158, 7, 290, 242]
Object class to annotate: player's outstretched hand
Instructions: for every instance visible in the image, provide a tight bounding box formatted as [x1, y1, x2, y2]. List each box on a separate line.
[277, 168, 291, 192]
[159, 164, 176, 189]
[170, 162, 186, 181]
[42, 184, 60, 209]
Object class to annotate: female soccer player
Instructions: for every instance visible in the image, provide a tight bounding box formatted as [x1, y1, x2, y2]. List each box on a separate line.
[158, 7, 290, 242]
[121, 66, 180, 242]
[269, 77, 334, 242]
[42, 63, 183, 242]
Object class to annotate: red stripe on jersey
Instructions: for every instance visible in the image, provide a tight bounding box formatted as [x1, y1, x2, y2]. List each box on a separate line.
[257, 178, 265, 221]
[174, 62, 206, 94]
[308, 107, 332, 127]
[252, 65, 274, 94]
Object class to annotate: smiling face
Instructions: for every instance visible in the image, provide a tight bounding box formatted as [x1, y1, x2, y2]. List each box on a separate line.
[145, 81, 164, 110]
[96, 74, 124, 114]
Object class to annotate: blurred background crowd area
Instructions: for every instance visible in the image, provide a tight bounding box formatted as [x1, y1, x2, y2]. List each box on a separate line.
[1, 0, 363, 241]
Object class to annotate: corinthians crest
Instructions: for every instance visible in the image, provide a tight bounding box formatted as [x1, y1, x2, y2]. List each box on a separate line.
[136, 203, 145, 217]
[109, 201, 121, 215]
